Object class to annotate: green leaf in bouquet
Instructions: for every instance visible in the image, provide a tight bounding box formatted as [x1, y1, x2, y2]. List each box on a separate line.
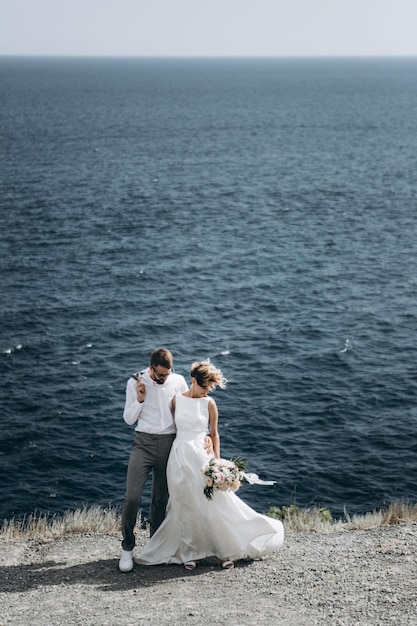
[231, 457, 248, 473]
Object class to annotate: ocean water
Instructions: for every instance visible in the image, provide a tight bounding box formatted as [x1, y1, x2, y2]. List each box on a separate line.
[1, 56, 417, 522]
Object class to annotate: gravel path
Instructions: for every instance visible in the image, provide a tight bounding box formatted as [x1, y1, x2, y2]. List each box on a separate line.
[1, 523, 417, 625]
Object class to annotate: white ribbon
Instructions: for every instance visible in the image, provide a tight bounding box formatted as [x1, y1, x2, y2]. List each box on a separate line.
[242, 472, 276, 486]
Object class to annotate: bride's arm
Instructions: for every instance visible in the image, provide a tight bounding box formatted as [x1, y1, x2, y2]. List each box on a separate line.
[208, 399, 220, 458]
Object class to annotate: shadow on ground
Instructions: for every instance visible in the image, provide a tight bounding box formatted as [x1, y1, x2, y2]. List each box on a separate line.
[0, 557, 252, 593]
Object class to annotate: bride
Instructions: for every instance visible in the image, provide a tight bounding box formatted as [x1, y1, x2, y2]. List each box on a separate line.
[135, 360, 284, 570]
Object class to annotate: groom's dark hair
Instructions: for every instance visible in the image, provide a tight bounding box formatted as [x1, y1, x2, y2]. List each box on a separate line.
[150, 347, 173, 369]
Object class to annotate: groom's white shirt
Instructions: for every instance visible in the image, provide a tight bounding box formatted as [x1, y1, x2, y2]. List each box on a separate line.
[123, 368, 187, 434]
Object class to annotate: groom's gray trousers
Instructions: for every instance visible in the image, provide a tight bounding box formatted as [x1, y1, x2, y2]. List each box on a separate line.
[121, 431, 176, 551]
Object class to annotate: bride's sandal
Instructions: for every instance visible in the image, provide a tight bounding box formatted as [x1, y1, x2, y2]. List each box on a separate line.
[221, 559, 234, 570]
[184, 561, 197, 571]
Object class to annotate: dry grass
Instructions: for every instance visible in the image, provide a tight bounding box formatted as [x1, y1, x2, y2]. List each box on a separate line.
[0, 505, 123, 541]
[1, 501, 417, 541]
[266, 500, 417, 532]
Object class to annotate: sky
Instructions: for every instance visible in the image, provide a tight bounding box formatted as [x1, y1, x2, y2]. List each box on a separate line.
[1, 0, 417, 58]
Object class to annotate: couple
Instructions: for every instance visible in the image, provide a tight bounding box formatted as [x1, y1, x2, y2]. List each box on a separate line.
[119, 347, 284, 573]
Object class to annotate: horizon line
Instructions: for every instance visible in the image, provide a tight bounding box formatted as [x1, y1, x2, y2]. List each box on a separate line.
[1, 53, 417, 60]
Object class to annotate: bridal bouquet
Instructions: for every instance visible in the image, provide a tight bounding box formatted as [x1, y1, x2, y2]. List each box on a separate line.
[200, 457, 248, 500]
[201, 457, 277, 500]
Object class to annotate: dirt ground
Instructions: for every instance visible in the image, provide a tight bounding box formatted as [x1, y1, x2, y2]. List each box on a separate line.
[1, 524, 417, 625]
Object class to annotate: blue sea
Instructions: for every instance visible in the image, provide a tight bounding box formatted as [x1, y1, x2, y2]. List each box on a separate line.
[1, 56, 417, 523]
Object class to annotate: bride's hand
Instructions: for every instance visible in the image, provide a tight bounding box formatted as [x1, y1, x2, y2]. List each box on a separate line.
[204, 435, 214, 455]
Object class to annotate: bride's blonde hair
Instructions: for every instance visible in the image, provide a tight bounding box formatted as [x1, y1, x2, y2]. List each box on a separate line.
[190, 359, 227, 390]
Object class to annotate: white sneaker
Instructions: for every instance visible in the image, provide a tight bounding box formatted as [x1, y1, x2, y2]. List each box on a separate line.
[119, 549, 134, 572]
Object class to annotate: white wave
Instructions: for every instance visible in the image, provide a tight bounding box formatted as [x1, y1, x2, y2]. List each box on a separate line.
[3, 344, 23, 354]
[340, 339, 352, 353]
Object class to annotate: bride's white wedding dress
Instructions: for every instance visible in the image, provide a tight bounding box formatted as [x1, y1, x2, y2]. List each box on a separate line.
[135, 394, 284, 565]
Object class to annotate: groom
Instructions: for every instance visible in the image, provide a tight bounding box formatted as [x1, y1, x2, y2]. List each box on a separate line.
[119, 347, 188, 572]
